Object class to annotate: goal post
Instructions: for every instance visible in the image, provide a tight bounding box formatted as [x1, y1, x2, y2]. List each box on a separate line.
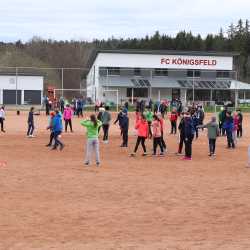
[53, 88, 87, 100]
[101, 89, 119, 112]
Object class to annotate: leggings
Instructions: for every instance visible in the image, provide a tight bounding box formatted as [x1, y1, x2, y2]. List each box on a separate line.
[153, 137, 164, 154]
[134, 136, 147, 153]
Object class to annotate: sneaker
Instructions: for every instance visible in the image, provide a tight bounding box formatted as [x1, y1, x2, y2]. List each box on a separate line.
[96, 162, 100, 167]
[103, 140, 109, 144]
[60, 144, 64, 151]
[1, 130, 5, 133]
[51, 147, 57, 150]
[213, 153, 216, 156]
[30, 135, 36, 138]
[130, 153, 136, 157]
[84, 162, 90, 166]
[175, 152, 183, 156]
[208, 153, 212, 156]
[159, 152, 164, 156]
[182, 156, 192, 160]
[142, 153, 147, 156]
[46, 144, 51, 147]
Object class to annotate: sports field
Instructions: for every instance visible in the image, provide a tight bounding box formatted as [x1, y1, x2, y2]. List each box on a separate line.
[1, 111, 250, 250]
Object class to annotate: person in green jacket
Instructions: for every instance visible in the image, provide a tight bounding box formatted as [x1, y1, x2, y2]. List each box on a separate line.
[198, 116, 219, 157]
[144, 107, 153, 139]
[80, 114, 102, 166]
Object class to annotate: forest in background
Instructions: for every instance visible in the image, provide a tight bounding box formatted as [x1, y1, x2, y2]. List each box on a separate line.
[0, 19, 249, 91]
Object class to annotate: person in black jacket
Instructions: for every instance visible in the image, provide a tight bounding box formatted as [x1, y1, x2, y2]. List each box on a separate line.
[183, 112, 195, 160]
[237, 109, 243, 138]
[114, 108, 124, 136]
[176, 112, 185, 155]
[120, 109, 129, 147]
[27, 107, 35, 137]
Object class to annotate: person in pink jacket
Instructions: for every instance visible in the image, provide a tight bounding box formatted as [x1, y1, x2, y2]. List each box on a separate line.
[131, 114, 148, 157]
[152, 115, 164, 156]
[63, 104, 73, 132]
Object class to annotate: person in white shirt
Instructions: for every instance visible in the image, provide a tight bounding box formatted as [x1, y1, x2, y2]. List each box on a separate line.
[0, 106, 6, 133]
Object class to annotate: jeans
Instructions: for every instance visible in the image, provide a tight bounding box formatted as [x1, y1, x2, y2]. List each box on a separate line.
[85, 138, 100, 164]
[134, 136, 147, 153]
[65, 119, 73, 132]
[102, 124, 110, 141]
[237, 124, 242, 137]
[53, 131, 63, 148]
[226, 130, 235, 148]
[178, 135, 185, 153]
[171, 121, 177, 134]
[153, 137, 164, 154]
[122, 129, 128, 146]
[48, 131, 54, 145]
[27, 122, 34, 135]
[161, 131, 166, 149]
[209, 138, 216, 154]
[184, 136, 193, 158]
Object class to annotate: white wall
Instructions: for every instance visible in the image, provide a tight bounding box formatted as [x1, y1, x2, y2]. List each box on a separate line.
[0, 75, 43, 90]
[0, 75, 43, 105]
[95, 53, 233, 71]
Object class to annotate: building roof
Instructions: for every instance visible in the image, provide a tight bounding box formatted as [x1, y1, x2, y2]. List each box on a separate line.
[88, 49, 240, 68]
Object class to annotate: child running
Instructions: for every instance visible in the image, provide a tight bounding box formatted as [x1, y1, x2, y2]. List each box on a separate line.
[80, 114, 102, 166]
[27, 107, 35, 138]
[198, 116, 219, 156]
[131, 114, 148, 157]
[0, 106, 6, 133]
[152, 115, 164, 156]
[46, 111, 55, 147]
[51, 110, 64, 150]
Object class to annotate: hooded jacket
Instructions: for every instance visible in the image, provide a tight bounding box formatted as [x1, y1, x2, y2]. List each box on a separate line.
[135, 119, 148, 138]
[200, 121, 219, 139]
[63, 107, 73, 120]
[52, 113, 63, 132]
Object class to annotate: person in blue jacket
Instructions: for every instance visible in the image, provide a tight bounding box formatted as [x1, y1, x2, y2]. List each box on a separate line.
[52, 109, 64, 150]
[120, 109, 129, 147]
[183, 112, 195, 160]
[223, 111, 235, 149]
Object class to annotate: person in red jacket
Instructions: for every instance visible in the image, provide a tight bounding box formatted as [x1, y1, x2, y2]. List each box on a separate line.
[131, 114, 148, 156]
[169, 108, 178, 134]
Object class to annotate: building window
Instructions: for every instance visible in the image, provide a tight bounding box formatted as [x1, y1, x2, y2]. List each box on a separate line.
[187, 70, 200, 78]
[107, 67, 120, 75]
[134, 68, 141, 76]
[153, 68, 168, 77]
[216, 71, 230, 78]
[127, 88, 148, 98]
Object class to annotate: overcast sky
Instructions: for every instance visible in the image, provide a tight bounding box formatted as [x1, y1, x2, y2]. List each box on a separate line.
[0, 0, 249, 42]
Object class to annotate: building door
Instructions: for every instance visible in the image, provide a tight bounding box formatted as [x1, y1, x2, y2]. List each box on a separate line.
[3, 90, 21, 105]
[24, 90, 41, 104]
[172, 89, 180, 100]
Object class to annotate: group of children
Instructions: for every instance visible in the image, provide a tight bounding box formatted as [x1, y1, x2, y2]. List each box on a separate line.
[0, 102, 244, 166]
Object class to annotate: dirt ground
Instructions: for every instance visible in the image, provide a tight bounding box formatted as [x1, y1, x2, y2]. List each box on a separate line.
[1, 111, 250, 250]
